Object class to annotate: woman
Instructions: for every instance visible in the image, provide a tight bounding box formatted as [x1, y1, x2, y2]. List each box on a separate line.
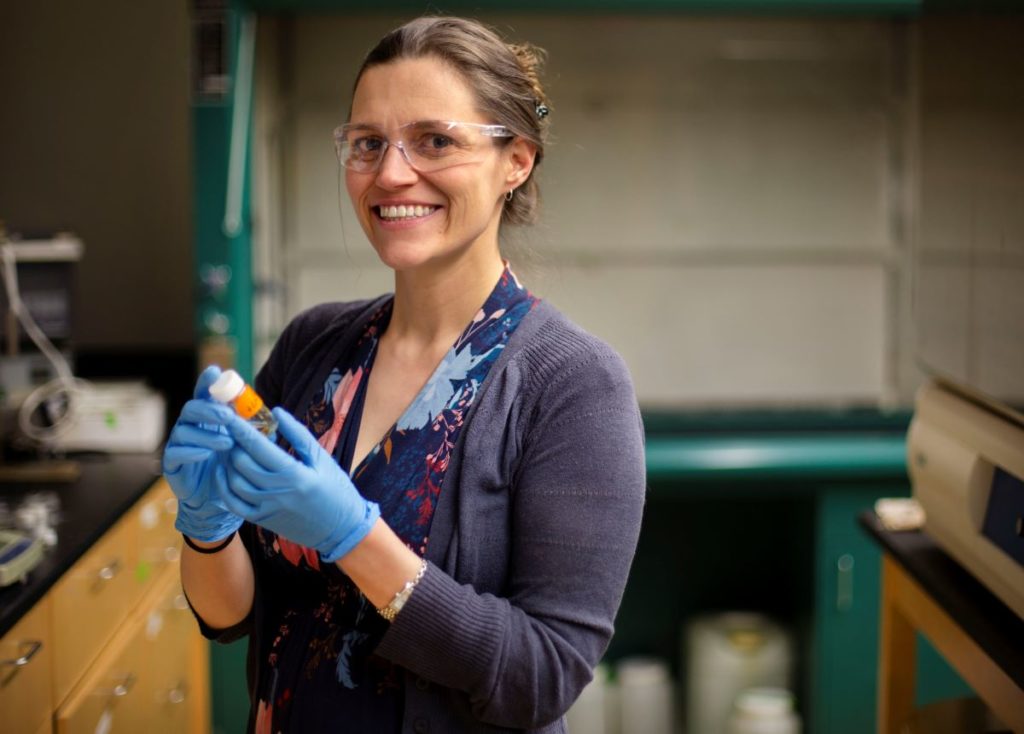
[164, 16, 645, 733]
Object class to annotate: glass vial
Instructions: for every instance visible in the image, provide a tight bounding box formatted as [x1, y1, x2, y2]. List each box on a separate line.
[208, 369, 278, 436]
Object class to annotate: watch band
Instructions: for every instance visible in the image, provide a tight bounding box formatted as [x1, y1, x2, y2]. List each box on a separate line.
[377, 559, 428, 622]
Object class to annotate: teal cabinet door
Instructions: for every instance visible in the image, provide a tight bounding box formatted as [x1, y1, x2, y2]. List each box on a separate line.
[812, 485, 903, 734]
[813, 485, 973, 734]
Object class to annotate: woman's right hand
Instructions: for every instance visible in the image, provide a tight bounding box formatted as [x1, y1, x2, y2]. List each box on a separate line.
[162, 365, 244, 542]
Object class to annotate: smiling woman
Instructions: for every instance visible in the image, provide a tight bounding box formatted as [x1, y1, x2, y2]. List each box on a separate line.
[342, 53, 538, 277]
[165, 15, 646, 734]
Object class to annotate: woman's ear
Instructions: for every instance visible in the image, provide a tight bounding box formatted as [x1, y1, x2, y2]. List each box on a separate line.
[504, 138, 538, 191]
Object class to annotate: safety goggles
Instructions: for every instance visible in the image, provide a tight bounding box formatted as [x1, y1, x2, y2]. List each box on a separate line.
[334, 120, 513, 173]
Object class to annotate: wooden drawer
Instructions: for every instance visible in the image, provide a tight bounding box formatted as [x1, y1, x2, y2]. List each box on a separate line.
[135, 480, 180, 590]
[141, 575, 196, 734]
[55, 611, 149, 734]
[1, 597, 53, 734]
[56, 568, 209, 734]
[51, 516, 138, 705]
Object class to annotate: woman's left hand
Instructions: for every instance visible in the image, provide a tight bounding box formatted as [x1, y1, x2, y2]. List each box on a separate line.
[217, 407, 380, 562]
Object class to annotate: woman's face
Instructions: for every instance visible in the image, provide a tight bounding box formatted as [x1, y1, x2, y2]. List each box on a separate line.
[345, 56, 533, 274]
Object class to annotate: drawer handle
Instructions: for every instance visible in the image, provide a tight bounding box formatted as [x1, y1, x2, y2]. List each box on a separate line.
[1, 639, 43, 668]
[96, 558, 122, 583]
[111, 673, 137, 698]
[836, 553, 855, 612]
[164, 545, 181, 563]
[168, 681, 188, 704]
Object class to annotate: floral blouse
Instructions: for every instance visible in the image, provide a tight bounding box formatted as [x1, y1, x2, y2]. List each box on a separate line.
[251, 266, 538, 733]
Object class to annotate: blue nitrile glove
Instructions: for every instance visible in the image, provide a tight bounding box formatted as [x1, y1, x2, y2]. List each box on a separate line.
[218, 407, 380, 562]
[162, 365, 245, 542]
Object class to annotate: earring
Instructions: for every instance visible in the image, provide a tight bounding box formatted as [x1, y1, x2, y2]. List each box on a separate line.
[505, 189, 515, 202]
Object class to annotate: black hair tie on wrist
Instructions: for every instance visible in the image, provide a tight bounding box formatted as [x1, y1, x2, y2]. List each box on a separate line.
[182, 532, 236, 554]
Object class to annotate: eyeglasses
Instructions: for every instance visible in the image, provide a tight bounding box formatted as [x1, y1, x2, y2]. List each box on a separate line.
[333, 120, 513, 173]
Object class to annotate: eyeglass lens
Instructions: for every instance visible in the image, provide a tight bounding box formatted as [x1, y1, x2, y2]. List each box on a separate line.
[336, 121, 509, 173]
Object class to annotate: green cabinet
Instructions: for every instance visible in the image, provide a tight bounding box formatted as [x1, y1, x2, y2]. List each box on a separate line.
[813, 487, 973, 733]
[622, 414, 972, 734]
[813, 485, 903, 733]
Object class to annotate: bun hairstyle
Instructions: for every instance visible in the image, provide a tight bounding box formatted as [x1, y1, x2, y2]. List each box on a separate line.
[353, 16, 551, 227]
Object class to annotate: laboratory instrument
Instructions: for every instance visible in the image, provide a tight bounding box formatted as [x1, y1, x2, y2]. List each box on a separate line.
[0, 529, 44, 586]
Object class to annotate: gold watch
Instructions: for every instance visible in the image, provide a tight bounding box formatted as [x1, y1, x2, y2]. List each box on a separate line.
[377, 559, 428, 621]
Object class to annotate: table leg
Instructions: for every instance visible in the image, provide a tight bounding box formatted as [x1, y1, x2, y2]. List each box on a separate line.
[878, 556, 917, 734]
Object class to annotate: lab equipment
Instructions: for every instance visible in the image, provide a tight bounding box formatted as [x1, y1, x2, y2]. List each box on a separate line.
[51, 381, 166, 453]
[208, 368, 277, 436]
[908, 380, 1024, 620]
[0, 529, 44, 586]
[0, 232, 83, 449]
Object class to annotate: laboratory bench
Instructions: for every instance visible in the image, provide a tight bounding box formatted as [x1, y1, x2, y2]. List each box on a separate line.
[0, 454, 161, 637]
[0, 453, 210, 734]
[860, 512, 1024, 733]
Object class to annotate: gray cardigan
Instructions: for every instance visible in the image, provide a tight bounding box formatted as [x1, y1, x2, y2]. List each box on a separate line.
[229, 296, 646, 733]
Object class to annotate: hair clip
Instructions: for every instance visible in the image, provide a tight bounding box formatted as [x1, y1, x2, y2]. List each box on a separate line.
[535, 102, 549, 119]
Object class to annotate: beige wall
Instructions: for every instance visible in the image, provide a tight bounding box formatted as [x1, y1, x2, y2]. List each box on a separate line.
[252, 15, 917, 406]
[913, 15, 1024, 405]
[0, 1, 193, 349]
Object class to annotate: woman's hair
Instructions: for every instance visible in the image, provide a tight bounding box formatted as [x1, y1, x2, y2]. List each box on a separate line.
[353, 16, 550, 227]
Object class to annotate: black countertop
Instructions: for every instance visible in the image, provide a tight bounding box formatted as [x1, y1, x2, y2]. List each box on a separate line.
[858, 511, 1024, 691]
[0, 453, 163, 638]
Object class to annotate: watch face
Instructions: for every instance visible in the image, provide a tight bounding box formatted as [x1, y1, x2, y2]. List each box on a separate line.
[392, 586, 412, 612]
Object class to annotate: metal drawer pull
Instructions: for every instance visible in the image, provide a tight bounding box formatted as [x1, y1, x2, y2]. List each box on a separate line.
[168, 681, 188, 704]
[111, 673, 137, 698]
[0, 640, 43, 668]
[836, 553, 855, 612]
[97, 558, 122, 582]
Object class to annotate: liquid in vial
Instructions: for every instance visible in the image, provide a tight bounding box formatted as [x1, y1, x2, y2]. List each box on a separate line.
[208, 369, 278, 436]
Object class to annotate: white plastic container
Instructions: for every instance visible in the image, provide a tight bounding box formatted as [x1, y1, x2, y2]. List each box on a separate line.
[727, 688, 801, 734]
[683, 612, 793, 734]
[566, 664, 611, 734]
[616, 656, 674, 734]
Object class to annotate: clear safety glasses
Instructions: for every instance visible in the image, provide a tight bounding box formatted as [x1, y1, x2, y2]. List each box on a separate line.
[333, 120, 513, 174]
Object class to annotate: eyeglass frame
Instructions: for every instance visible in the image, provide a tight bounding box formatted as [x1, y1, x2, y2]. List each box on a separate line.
[333, 119, 515, 173]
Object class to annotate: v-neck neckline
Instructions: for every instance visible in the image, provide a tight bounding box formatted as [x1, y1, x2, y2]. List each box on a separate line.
[344, 266, 526, 481]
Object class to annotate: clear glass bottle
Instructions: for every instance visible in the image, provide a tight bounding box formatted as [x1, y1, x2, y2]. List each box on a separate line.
[208, 369, 278, 436]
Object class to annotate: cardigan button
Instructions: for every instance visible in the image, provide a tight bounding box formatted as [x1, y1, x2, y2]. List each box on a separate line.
[415, 677, 430, 691]
[413, 717, 430, 733]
